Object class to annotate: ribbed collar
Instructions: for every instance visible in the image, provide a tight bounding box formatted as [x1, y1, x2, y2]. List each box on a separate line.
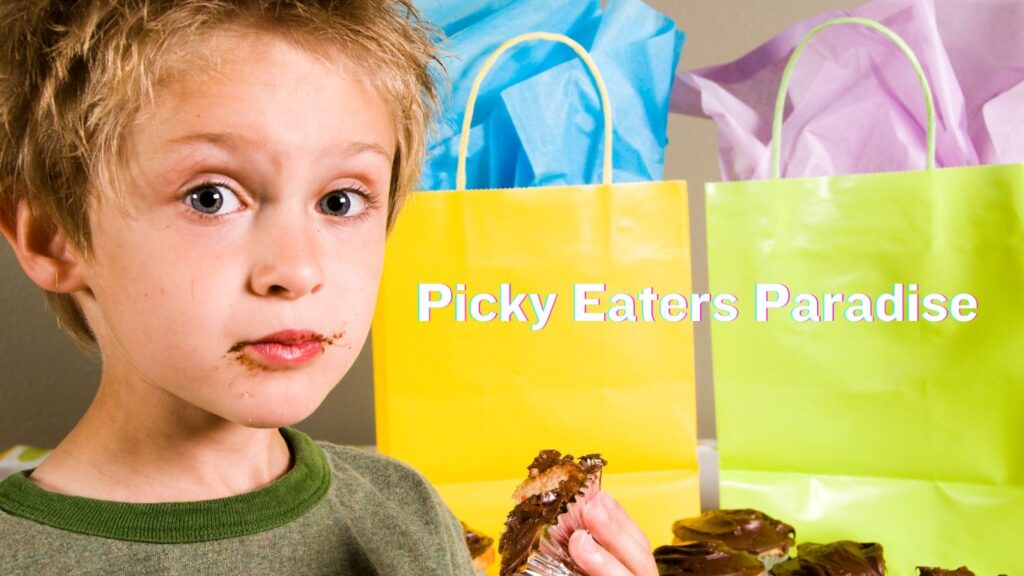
[0, 427, 330, 543]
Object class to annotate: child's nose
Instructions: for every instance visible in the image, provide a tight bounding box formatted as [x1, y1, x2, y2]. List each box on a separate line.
[248, 212, 325, 299]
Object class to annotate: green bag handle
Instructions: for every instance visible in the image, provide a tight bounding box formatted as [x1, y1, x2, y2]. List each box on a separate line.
[771, 17, 937, 179]
[456, 31, 614, 191]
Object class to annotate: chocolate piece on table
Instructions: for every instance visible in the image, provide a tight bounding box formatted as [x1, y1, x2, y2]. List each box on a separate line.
[917, 568, 976, 576]
[462, 521, 494, 559]
[654, 541, 765, 576]
[773, 541, 885, 576]
[671, 509, 795, 556]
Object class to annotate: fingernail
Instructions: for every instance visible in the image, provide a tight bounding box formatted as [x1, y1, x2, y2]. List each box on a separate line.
[578, 530, 598, 553]
[601, 492, 622, 514]
[588, 496, 609, 525]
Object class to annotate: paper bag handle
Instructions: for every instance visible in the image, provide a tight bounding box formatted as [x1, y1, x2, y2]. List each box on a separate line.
[456, 31, 614, 190]
[771, 17, 937, 179]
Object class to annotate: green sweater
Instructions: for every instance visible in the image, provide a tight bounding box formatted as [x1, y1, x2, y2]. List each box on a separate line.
[0, 427, 475, 575]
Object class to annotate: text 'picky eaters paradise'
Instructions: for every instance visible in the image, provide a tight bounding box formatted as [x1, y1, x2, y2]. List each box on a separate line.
[417, 283, 979, 331]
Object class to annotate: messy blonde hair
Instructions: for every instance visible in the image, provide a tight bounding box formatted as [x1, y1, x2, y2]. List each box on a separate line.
[0, 0, 442, 356]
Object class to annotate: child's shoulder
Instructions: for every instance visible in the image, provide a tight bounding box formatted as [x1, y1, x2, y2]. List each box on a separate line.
[313, 440, 437, 498]
[310, 440, 475, 574]
[312, 439, 464, 536]
[314, 441, 417, 475]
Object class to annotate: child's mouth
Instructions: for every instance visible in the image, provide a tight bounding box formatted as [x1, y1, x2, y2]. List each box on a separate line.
[244, 340, 325, 366]
[229, 329, 329, 368]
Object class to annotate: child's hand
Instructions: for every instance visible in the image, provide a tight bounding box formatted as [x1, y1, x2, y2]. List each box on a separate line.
[568, 492, 658, 576]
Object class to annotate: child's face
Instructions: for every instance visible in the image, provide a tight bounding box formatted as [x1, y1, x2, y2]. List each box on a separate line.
[77, 32, 395, 427]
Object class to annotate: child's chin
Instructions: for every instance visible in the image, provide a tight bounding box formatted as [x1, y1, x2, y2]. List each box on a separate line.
[226, 402, 320, 429]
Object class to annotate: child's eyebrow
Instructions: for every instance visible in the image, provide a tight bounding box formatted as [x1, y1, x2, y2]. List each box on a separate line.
[164, 131, 393, 163]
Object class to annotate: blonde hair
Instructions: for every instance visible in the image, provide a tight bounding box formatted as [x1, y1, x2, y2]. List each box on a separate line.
[0, 0, 442, 356]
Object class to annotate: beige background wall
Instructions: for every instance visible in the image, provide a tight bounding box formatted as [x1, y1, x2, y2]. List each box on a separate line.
[0, 0, 861, 450]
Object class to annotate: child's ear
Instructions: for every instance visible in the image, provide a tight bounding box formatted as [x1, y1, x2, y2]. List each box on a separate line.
[0, 196, 87, 294]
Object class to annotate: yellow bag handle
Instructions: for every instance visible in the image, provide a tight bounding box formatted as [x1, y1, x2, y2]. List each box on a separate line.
[456, 31, 614, 191]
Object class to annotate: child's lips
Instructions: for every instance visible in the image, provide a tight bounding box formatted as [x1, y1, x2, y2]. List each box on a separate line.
[252, 329, 326, 346]
[229, 329, 328, 367]
[244, 340, 325, 366]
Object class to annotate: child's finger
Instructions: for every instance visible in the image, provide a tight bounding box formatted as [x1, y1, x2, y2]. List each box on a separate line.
[568, 529, 632, 576]
[579, 492, 657, 575]
[592, 492, 652, 552]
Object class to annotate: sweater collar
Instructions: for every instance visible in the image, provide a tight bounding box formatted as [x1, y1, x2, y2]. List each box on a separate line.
[0, 427, 330, 543]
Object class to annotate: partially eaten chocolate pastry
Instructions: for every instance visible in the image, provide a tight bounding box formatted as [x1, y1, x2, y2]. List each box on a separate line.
[462, 521, 496, 575]
[498, 450, 606, 576]
[671, 509, 795, 569]
[772, 541, 886, 576]
[654, 541, 765, 576]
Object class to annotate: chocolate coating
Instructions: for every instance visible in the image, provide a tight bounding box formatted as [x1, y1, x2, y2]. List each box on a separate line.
[461, 521, 494, 559]
[654, 542, 764, 576]
[527, 450, 606, 477]
[671, 509, 795, 556]
[577, 453, 607, 475]
[917, 568, 975, 576]
[527, 450, 567, 476]
[773, 541, 885, 576]
[499, 451, 604, 576]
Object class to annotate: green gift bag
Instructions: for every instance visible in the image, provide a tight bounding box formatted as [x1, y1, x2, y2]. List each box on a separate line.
[707, 18, 1024, 574]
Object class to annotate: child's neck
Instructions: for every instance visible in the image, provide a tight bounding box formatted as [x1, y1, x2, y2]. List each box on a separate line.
[26, 376, 293, 503]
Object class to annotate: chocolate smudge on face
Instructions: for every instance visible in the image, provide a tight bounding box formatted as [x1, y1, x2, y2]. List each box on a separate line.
[224, 329, 347, 370]
[229, 350, 271, 373]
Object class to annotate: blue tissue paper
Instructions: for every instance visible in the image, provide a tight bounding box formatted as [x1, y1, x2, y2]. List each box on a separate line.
[415, 0, 684, 190]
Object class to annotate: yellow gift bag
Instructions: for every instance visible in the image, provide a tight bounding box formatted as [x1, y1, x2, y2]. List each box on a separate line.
[372, 32, 699, 569]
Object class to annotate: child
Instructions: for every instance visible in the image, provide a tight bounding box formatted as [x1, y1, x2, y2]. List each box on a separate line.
[0, 1, 657, 574]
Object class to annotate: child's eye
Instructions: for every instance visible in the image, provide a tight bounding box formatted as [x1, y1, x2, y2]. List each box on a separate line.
[319, 188, 367, 218]
[184, 183, 243, 217]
